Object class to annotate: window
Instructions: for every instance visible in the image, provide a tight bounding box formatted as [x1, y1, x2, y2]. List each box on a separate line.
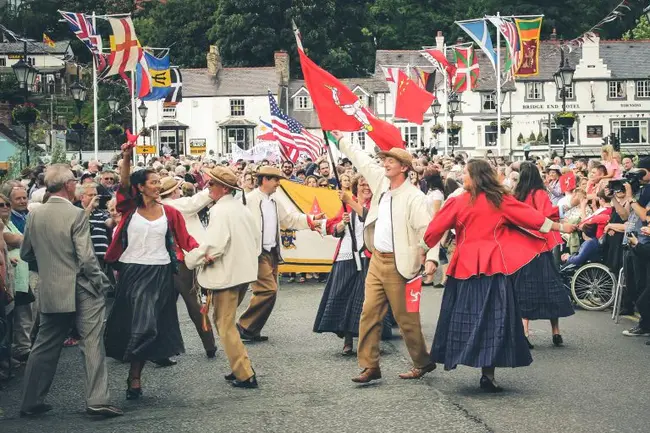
[557, 83, 575, 100]
[162, 107, 176, 119]
[402, 126, 419, 148]
[542, 121, 576, 146]
[611, 119, 649, 145]
[525, 82, 543, 100]
[27, 57, 35, 66]
[229, 99, 245, 116]
[481, 93, 496, 112]
[160, 131, 177, 154]
[295, 95, 312, 110]
[354, 89, 369, 107]
[357, 131, 366, 149]
[608, 81, 626, 99]
[227, 128, 247, 152]
[636, 80, 650, 99]
[484, 124, 498, 147]
[0, 58, 5, 66]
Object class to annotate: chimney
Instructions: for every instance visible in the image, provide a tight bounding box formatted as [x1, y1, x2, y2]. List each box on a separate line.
[550, 28, 557, 41]
[274, 50, 290, 86]
[206, 45, 222, 75]
[581, 32, 601, 66]
[435, 31, 445, 51]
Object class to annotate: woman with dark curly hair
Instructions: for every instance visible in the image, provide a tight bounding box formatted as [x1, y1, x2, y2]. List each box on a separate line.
[104, 145, 199, 401]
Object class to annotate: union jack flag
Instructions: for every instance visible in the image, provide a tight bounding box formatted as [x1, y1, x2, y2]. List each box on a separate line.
[59, 11, 107, 71]
[268, 91, 323, 163]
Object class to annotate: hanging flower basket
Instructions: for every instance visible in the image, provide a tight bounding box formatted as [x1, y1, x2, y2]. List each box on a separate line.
[448, 123, 461, 135]
[105, 123, 124, 137]
[70, 122, 88, 131]
[431, 123, 444, 134]
[12, 103, 40, 125]
[554, 112, 576, 128]
[490, 119, 512, 134]
[139, 127, 151, 137]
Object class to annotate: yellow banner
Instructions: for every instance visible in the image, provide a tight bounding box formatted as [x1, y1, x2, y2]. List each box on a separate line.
[136, 145, 156, 154]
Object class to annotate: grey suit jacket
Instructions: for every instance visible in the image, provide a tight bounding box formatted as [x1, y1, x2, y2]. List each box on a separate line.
[20, 196, 109, 313]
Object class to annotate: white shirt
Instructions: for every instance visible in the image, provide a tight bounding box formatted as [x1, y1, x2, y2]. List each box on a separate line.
[120, 209, 171, 265]
[557, 193, 572, 219]
[260, 193, 278, 252]
[337, 213, 365, 262]
[373, 192, 393, 253]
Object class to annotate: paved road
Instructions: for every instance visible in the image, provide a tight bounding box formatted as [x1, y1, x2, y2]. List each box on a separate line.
[1, 281, 649, 433]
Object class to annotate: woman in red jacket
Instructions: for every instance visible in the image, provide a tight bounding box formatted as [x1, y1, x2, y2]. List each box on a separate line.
[104, 145, 199, 400]
[513, 162, 575, 348]
[422, 159, 574, 392]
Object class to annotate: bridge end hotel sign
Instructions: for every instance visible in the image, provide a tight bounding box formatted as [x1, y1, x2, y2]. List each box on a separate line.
[522, 102, 644, 111]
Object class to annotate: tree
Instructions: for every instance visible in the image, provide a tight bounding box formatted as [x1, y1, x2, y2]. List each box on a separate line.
[623, 15, 650, 40]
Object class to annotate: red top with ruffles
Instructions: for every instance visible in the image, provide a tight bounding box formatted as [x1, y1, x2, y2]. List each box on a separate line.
[423, 192, 551, 280]
[522, 189, 563, 252]
[105, 189, 199, 263]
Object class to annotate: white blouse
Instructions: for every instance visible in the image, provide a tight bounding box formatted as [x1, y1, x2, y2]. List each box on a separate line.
[119, 208, 171, 265]
[337, 213, 365, 262]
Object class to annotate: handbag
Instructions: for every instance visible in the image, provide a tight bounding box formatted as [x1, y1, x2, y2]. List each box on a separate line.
[14, 287, 35, 306]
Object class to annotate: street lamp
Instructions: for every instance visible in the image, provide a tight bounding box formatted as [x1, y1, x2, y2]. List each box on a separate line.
[554, 49, 576, 157]
[432, 98, 441, 124]
[71, 79, 87, 161]
[107, 94, 120, 121]
[448, 93, 460, 156]
[12, 41, 39, 167]
[138, 100, 148, 145]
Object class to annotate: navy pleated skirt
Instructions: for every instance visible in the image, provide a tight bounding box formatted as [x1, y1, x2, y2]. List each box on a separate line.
[105, 263, 185, 362]
[313, 258, 392, 340]
[513, 252, 575, 320]
[430, 274, 532, 370]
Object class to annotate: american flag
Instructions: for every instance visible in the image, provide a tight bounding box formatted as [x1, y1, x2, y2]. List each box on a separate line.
[268, 91, 323, 163]
[59, 11, 107, 71]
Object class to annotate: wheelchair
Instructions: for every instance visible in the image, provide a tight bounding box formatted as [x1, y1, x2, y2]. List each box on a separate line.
[560, 261, 617, 311]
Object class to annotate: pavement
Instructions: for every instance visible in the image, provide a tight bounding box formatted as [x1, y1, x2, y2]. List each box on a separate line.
[1, 280, 649, 433]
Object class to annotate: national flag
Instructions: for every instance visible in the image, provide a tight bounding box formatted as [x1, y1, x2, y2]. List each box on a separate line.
[293, 22, 403, 151]
[381, 66, 400, 114]
[515, 17, 543, 77]
[139, 51, 171, 101]
[105, 17, 141, 78]
[452, 47, 479, 93]
[488, 16, 520, 81]
[257, 118, 276, 142]
[268, 91, 323, 163]
[394, 69, 435, 125]
[421, 48, 456, 85]
[411, 67, 433, 91]
[135, 54, 152, 98]
[164, 67, 183, 105]
[43, 33, 55, 48]
[58, 11, 107, 71]
[456, 19, 497, 71]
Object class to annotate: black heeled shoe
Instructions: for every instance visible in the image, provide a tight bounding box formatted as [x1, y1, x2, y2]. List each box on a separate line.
[126, 378, 143, 400]
[479, 375, 503, 393]
[525, 336, 534, 349]
[552, 334, 564, 347]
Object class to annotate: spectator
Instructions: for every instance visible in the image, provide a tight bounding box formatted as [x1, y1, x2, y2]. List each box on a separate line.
[561, 224, 600, 267]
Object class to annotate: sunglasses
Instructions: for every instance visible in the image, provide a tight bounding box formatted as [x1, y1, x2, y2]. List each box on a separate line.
[0, 203, 10, 208]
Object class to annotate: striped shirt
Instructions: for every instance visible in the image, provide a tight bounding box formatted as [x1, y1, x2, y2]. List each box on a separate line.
[88, 209, 110, 258]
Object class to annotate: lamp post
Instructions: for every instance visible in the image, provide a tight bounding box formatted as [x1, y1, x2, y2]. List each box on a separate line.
[553, 49, 575, 157]
[138, 100, 148, 145]
[431, 98, 442, 151]
[70, 78, 88, 162]
[448, 93, 460, 156]
[12, 41, 38, 167]
[107, 94, 119, 123]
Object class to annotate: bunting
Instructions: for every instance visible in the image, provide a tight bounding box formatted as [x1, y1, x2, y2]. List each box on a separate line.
[456, 20, 497, 71]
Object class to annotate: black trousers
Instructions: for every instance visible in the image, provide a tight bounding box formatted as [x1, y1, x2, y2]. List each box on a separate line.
[623, 249, 650, 329]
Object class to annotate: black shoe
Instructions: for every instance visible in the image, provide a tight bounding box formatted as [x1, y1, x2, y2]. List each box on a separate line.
[152, 358, 177, 367]
[525, 336, 534, 349]
[224, 372, 236, 381]
[645, 340, 650, 346]
[206, 349, 217, 359]
[619, 308, 635, 316]
[231, 375, 258, 389]
[622, 325, 650, 337]
[237, 324, 269, 342]
[479, 376, 503, 393]
[86, 405, 124, 418]
[20, 403, 53, 417]
[126, 378, 142, 400]
[552, 334, 564, 347]
[433, 283, 445, 288]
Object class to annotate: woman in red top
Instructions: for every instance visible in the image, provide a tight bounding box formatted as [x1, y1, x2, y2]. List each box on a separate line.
[513, 162, 575, 349]
[422, 160, 573, 392]
[104, 145, 199, 400]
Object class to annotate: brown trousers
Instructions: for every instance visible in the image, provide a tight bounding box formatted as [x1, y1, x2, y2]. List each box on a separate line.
[238, 250, 278, 336]
[212, 285, 254, 381]
[174, 262, 216, 352]
[357, 251, 430, 369]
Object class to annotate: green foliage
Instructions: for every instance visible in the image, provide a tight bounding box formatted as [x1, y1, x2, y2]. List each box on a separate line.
[517, 133, 524, 143]
[50, 140, 68, 164]
[623, 15, 650, 40]
[528, 132, 537, 142]
[536, 131, 545, 142]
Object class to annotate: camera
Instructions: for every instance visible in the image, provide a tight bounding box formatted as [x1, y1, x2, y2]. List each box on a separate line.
[609, 169, 647, 194]
[627, 231, 638, 238]
[97, 195, 112, 210]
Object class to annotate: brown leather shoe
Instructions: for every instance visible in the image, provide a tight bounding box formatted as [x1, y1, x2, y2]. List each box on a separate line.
[351, 368, 382, 383]
[398, 363, 436, 379]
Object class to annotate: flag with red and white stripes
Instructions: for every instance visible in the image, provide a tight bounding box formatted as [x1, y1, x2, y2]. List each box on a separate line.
[268, 91, 323, 163]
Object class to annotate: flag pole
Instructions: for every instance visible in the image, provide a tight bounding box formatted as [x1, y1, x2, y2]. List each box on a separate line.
[92, 11, 99, 161]
[322, 130, 361, 271]
[496, 13, 502, 157]
[443, 44, 449, 156]
[155, 99, 160, 156]
[131, 71, 137, 166]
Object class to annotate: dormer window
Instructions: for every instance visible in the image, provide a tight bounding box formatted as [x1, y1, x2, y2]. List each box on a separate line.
[353, 86, 370, 108]
[295, 95, 312, 110]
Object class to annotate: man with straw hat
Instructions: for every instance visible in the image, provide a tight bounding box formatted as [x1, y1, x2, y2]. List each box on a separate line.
[185, 167, 261, 388]
[159, 176, 217, 360]
[238, 166, 323, 342]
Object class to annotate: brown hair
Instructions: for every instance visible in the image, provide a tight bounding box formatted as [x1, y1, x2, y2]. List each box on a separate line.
[466, 159, 509, 208]
[351, 174, 366, 196]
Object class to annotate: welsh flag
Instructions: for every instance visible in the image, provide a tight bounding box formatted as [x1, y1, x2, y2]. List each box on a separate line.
[452, 47, 479, 93]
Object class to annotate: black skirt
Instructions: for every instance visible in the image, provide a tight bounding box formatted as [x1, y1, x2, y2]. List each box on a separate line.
[431, 274, 532, 370]
[513, 252, 575, 320]
[105, 263, 185, 362]
[313, 258, 392, 340]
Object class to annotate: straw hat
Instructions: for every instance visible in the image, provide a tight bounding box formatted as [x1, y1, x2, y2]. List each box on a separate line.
[204, 166, 241, 190]
[256, 166, 285, 179]
[159, 177, 183, 197]
[377, 147, 413, 169]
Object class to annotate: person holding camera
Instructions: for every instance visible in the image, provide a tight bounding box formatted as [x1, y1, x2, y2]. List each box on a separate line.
[78, 183, 112, 267]
[609, 158, 650, 335]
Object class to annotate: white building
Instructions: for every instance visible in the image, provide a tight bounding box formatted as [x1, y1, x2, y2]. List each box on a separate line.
[148, 33, 650, 159]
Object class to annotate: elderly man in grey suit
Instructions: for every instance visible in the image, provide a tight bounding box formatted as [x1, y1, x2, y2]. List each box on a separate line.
[19, 164, 122, 418]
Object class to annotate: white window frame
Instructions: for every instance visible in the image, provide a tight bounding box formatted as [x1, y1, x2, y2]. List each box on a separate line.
[636, 80, 650, 99]
[611, 119, 649, 145]
[542, 121, 577, 146]
[295, 95, 312, 110]
[608, 81, 626, 99]
[229, 99, 245, 116]
[484, 124, 498, 147]
[0, 58, 6, 67]
[557, 83, 575, 100]
[525, 82, 543, 100]
[481, 93, 496, 112]
[227, 127, 247, 151]
[162, 106, 176, 119]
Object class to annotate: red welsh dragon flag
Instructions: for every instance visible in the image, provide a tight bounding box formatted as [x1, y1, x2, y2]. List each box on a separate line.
[452, 47, 479, 93]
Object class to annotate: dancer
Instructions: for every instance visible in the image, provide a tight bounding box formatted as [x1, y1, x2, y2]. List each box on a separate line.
[104, 145, 198, 400]
[185, 167, 261, 389]
[332, 131, 439, 384]
[422, 159, 574, 392]
[513, 162, 575, 348]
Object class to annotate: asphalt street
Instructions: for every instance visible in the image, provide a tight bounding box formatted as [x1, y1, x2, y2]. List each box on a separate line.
[1, 279, 649, 433]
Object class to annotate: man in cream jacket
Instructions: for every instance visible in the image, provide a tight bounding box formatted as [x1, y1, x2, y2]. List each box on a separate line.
[238, 166, 322, 342]
[185, 167, 261, 389]
[160, 177, 217, 360]
[331, 130, 439, 384]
